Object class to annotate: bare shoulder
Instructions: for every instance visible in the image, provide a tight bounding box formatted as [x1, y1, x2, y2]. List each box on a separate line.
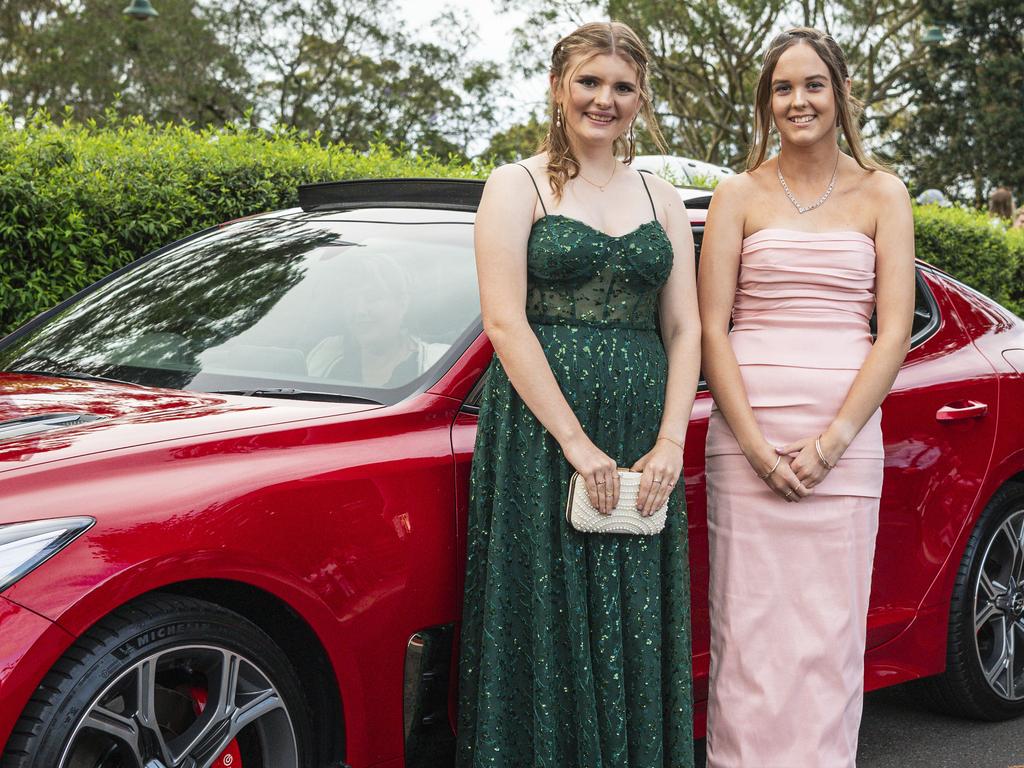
[480, 161, 540, 212]
[641, 171, 684, 213]
[866, 169, 910, 203]
[706, 172, 754, 227]
[711, 171, 753, 201]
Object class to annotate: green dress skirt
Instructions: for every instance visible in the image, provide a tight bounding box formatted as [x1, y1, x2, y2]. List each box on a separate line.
[456, 185, 695, 768]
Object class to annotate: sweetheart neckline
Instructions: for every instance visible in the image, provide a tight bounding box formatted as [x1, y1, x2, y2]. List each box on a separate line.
[742, 227, 875, 244]
[532, 213, 665, 240]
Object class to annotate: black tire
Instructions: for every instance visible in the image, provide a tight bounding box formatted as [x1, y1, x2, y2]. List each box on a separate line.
[1, 592, 316, 768]
[913, 481, 1024, 719]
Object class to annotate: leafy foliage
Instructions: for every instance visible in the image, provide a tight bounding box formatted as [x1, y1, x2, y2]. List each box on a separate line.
[0, 0, 250, 126]
[0, 110, 486, 335]
[890, 0, 1024, 204]
[913, 203, 1020, 314]
[482, 115, 549, 164]
[501, 0, 931, 167]
[0, 0, 501, 157]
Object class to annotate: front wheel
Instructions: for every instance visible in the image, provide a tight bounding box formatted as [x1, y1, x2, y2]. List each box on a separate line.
[915, 482, 1024, 719]
[1, 593, 314, 768]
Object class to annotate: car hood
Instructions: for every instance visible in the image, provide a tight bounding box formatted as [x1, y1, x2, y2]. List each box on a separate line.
[0, 374, 380, 471]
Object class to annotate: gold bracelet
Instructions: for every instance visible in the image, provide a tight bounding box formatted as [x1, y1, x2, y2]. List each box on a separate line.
[815, 436, 836, 470]
[758, 455, 782, 481]
[657, 435, 685, 450]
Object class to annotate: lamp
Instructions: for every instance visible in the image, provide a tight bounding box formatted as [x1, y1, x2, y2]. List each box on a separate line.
[122, 0, 158, 20]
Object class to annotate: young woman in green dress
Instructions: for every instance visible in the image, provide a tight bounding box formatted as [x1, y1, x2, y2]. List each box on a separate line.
[456, 21, 701, 768]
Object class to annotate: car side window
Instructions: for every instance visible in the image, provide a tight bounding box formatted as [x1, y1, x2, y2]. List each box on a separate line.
[868, 268, 939, 348]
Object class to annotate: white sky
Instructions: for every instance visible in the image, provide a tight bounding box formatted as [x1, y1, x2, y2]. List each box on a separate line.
[397, 0, 550, 120]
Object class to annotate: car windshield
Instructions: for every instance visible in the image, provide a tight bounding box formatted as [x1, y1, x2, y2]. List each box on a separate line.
[0, 217, 481, 403]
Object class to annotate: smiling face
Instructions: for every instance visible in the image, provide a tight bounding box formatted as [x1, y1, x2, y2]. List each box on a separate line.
[553, 52, 641, 149]
[770, 41, 847, 148]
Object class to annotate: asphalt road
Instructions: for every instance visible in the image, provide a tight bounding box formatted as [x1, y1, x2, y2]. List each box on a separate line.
[857, 684, 1024, 768]
[691, 683, 1024, 768]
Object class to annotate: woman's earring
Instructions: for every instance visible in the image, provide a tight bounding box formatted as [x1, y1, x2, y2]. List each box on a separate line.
[628, 119, 636, 160]
[555, 106, 562, 128]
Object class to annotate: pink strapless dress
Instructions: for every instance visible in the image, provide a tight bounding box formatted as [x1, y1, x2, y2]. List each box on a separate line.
[704, 229, 883, 768]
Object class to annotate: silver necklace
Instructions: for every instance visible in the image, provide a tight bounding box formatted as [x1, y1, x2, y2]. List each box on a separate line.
[777, 152, 839, 214]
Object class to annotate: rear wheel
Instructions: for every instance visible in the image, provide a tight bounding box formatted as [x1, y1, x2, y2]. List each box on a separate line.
[915, 482, 1024, 719]
[1, 593, 314, 768]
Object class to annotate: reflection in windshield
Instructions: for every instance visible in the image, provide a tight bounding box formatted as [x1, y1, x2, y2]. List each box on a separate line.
[0, 218, 480, 402]
[303, 252, 448, 387]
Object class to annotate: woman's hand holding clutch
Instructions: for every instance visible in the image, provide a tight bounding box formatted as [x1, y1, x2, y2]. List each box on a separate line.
[562, 434, 620, 514]
[631, 438, 684, 517]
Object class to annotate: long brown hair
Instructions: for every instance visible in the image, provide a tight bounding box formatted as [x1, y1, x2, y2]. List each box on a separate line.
[539, 21, 667, 199]
[989, 187, 1015, 219]
[746, 27, 887, 173]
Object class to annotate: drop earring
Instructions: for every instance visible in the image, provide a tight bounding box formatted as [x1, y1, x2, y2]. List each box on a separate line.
[556, 106, 562, 128]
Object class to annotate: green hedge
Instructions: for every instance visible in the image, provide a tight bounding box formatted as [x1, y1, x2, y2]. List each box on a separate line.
[2, 113, 1022, 336]
[912, 203, 1022, 316]
[0, 111, 487, 334]
[1006, 227, 1024, 315]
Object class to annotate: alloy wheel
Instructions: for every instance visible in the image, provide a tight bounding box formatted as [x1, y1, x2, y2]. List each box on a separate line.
[58, 644, 298, 768]
[974, 508, 1024, 701]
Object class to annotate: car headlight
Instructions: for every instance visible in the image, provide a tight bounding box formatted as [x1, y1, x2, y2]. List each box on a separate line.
[0, 517, 94, 592]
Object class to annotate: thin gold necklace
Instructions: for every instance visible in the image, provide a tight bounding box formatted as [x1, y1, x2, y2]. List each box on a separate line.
[576, 162, 617, 192]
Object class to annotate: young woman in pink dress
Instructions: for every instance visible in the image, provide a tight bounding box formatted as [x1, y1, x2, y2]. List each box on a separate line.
[698, 28, 916, 767]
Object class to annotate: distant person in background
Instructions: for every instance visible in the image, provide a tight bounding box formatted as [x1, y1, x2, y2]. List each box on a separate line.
[1013, 204, 1024, 230]
[989, 186, 1015, 222]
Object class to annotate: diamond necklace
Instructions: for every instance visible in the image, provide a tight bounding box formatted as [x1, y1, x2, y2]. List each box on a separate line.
[777, 152, 840, 214]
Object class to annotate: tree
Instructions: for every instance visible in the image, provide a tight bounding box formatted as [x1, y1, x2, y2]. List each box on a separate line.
[0, 0, 250, 125]
[1, 0, 503, 159]
[891, 0, 1024, 204]
[209, 0, 502, 157]
[500, 0, 932, 167]
[482, 115, 548, 162]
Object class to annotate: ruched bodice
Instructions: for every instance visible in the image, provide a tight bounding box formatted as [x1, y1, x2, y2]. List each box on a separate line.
[525, 215, 672, 330]
[730, 229, 876, 369]
[706, 227, 883, 472]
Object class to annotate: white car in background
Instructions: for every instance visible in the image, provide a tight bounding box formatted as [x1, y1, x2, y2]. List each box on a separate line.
[633, 154, 735, 187]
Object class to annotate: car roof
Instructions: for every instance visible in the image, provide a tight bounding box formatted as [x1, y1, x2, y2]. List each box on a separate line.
[258, 178, 709, 225]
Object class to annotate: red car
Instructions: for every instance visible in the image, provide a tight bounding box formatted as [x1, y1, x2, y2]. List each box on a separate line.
[0, 179, 1022, 768]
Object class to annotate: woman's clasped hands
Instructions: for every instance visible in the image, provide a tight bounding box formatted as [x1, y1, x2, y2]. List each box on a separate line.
[753, 431, 845, 502]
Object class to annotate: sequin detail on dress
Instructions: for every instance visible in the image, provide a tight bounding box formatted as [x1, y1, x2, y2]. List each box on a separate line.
[456, 172, 694, 768]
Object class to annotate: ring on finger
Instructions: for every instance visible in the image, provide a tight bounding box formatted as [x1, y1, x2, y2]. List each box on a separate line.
[784, 489, 794, 499]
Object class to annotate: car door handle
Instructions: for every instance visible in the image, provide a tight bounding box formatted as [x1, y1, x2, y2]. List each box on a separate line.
[936, 400, 988, 421]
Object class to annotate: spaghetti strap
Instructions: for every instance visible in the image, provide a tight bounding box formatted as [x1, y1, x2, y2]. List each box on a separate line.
[638, 170, 658, 222]
[515, 163, 548, 216]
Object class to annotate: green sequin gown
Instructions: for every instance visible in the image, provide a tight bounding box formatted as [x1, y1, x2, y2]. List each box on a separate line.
[456, 171, 694, 768]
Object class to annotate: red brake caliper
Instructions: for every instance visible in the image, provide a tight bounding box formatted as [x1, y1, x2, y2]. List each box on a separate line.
[190, 687, 244, 768]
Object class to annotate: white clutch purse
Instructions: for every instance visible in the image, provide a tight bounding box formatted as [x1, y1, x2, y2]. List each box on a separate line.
[565, 469, 668, 535]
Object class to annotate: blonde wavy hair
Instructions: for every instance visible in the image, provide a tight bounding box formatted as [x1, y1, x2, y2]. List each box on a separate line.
[539, 21, 667, 200]
[746, 27, 888, 174]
